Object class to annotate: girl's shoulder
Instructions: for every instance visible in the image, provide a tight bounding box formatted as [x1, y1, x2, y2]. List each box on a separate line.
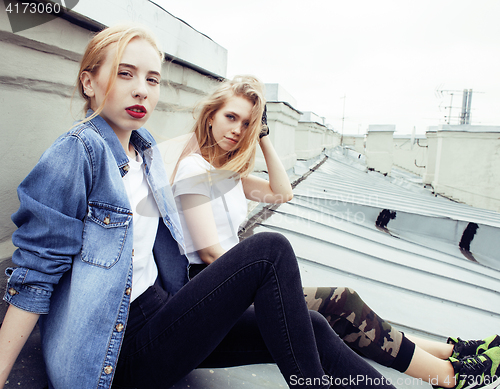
[65, 119, 108, 149]
[175, 154, 211, 181]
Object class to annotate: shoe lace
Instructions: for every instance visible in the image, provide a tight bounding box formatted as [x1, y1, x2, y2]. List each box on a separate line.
[461, 339, 482, 349]
[461, 355, 486, 373]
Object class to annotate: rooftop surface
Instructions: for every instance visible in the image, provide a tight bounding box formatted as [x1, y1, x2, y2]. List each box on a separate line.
[2, 146, 499, 388]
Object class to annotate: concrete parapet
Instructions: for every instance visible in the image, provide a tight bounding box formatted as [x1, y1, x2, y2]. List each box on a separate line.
[365, 125, 395, 175]
[422, 127, 438, 185]
[433, 125, 500, 212]
[264, 83, 297, 108]
[343, 135, 365, 154]
[254, 101, 300, 171]
[393, 135, 427, 176]
[324, 129, 341, 150]
[295, 119, 328, 160]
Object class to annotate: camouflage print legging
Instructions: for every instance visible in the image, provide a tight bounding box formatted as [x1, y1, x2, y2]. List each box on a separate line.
[303, 287, 415, 373]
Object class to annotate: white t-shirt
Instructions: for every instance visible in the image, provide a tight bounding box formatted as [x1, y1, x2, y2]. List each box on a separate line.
[122, 152, 159, 302]
[172, 154, 247, 264]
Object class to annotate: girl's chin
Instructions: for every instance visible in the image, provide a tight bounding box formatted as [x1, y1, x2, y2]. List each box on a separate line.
[216, 142, 236, 153]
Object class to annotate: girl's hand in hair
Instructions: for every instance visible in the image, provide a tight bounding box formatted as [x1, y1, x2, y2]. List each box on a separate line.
[259, 106, 269, 139]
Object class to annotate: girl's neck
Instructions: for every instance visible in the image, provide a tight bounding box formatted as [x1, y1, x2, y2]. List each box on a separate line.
[127, 142, 137, 159]
[202, 150, 225, 169]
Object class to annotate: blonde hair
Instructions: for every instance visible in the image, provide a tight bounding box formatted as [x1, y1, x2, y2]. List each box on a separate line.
[76, 24, 163, 124]
[178, 75, 266, 180]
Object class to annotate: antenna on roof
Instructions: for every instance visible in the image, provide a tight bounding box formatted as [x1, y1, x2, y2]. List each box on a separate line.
[436, 87, 481, 125]
[340, 94, 346, 146]
[460, 89, 473, 124]
[410, 126, 416, 150]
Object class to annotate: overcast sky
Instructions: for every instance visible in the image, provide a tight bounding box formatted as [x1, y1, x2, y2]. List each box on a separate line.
[153, 0, 500, 134]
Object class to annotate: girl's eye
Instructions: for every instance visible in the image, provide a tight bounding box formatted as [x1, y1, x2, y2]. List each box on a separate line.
[119, 71, 132, 77]
[148, 78, 160, 85]
[243, 122, 249, 128]
[226, 114, 235, 121]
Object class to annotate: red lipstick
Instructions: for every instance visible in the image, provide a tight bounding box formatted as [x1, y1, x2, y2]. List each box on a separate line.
[126, 105, 147, 119]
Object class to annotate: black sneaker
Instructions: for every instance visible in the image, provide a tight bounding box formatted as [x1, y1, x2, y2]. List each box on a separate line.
[448, 335, 500, 359]
[435, 347, 500, 389]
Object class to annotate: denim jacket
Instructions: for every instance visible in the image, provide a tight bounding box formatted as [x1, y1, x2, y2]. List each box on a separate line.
[3, 112, 188, 389]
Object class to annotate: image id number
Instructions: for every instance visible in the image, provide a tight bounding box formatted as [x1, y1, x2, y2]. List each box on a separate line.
[5, 2, 63, 14]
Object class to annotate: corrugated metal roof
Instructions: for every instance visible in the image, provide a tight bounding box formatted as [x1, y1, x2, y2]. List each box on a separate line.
[243, 147, 500, 341]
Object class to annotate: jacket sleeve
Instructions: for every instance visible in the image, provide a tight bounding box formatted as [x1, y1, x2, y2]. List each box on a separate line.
[4, 133, 92, 314]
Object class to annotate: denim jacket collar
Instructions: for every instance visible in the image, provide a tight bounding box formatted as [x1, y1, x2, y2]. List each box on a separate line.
[83, 110, 153, 177]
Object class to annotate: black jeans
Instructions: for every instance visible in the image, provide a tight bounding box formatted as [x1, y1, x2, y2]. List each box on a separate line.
[113, 232, 395, 388]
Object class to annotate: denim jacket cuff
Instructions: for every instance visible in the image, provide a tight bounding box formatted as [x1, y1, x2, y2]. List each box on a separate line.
[3, 267, 51, 314]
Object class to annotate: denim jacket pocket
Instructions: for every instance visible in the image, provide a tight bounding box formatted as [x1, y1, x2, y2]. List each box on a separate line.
[81, 202, 132, 269]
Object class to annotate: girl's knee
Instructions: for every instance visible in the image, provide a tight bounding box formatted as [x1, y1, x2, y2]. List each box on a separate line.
[248, 232, 294, 256]
[335, 287, 363, 305]
[309, 310, 343, 346]
[309, 310, 331, 331]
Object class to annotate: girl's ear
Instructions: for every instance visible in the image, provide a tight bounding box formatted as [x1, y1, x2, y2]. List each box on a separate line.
[80, 71, 95, 98]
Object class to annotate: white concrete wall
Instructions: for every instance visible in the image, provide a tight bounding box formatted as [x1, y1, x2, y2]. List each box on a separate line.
[323, 129, 341, 149]
[0, 2, 223, 257]
[433, 125, 500, 212]
[295, 120, 327, 160]
[255, 102, 299, 171]
[365, 125, 395, 175]
[264, 83, 297, 108]
[300, 111, 325, 125]
[423, 127, 438, 185]
[343, 135, 365, 154]
[393, 135, 428, 176]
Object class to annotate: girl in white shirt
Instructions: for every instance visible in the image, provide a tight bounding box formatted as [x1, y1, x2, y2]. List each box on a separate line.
[171, 75, 500, 389]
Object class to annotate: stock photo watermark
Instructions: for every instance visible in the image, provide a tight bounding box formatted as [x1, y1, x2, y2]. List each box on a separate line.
[3, 0, 79, 33]
[290, 374, 500, 387]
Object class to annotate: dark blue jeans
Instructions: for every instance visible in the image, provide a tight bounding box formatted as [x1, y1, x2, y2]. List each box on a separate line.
[112, 232, 395, 389]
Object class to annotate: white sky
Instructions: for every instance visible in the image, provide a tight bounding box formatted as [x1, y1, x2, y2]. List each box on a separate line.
[153, 0, 500, 134]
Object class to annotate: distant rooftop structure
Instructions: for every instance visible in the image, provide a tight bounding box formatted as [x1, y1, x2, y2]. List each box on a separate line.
[300, 111, 325, 125]
[264, 83, 297, 108]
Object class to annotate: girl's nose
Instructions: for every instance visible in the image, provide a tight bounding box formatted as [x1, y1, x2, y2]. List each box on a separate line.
[132, 84, 147, 99]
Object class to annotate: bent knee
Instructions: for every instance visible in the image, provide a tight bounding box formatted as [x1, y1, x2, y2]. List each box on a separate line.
[250, 232, 293, 253]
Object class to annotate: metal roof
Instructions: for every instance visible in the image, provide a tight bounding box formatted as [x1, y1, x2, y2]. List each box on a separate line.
[243, 147, 500, 341]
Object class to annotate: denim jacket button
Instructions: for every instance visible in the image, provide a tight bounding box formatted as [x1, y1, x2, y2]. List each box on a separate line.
[123, 164, 130, 172]
[125, 287, 132, 296]
[8, 287, 18, 296]
[103, 215, 110, 225]
[104, 365, 113, 375]
[132, 249, 135, 257]
[115, 323, 124, 332]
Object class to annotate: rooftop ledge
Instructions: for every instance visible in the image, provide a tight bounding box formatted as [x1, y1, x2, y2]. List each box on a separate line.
[69, 0, 227, 78]
[437, 124, 500, 133]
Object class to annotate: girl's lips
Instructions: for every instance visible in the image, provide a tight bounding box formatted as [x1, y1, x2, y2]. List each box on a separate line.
[225, 137, 238, 144]
[126, 105, 147, 119]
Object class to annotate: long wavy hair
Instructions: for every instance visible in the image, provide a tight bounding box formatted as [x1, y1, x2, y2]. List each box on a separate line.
[174, 75, 266, 182]
[75, 24, 163, 124]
